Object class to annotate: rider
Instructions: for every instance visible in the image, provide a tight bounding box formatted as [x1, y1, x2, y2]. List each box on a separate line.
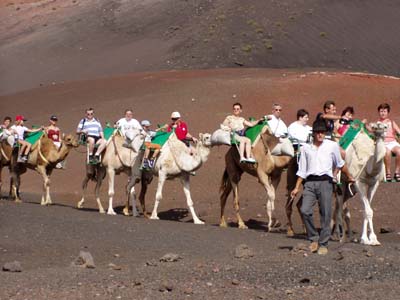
[116, 109, 142, 146]
[221, 102, 262, 163]
[76, 108, 106, 164]
[266, 103, 288, 138]
[376, 103, 400, 182]
[164, 111, 198, 146]
[315, 100, 341, 140]
[288, 109, 312, 148]
[45, 115, 62, 148]
[0, 116, 16, 146]
[10, 115, 43, 163]
[141, 120, 161, 169]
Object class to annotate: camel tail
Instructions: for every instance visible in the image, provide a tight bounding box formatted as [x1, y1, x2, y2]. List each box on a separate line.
[220, 169, 230, 193]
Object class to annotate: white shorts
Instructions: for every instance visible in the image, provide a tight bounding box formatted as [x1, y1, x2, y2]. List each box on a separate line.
[385, 140, 400, 151]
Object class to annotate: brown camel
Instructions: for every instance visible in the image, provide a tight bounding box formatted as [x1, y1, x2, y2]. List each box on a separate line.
[219, 126, 293, 231]
[0, 139, 13, 198]
[10, 134, 79, 204]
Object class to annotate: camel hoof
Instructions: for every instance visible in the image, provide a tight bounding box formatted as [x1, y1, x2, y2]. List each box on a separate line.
[40, 201, 46, 206]
[220, 222, 227, 228]
[150, 215, 159, 220]
[194, 220, 205, 225]
[15, 199, 22, 203]
[287, 229, 295, 237]
[107, 210, 117, 215]
[132, 210, 140, 217]
[143, 212, 150, 219]
[123, 208, 131, 216]
[238, 223, 248, 229]
[77, 202, 84, 209]
[360, 238, 371, 245]
[99, 209, 105, 214]
[369, 240, 381, 246]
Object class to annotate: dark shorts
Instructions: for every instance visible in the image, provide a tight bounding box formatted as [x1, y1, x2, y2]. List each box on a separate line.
[88, 135, 101, 143]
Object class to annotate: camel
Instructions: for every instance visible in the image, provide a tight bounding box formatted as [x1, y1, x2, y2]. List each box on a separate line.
[77, 128, 145, 216]
[219, 126, 293, 231]
[126, 132, 212, 224]
[334, 122, 387, 245]
[0, 139, 13, 198]
[10, 134, 79, 204]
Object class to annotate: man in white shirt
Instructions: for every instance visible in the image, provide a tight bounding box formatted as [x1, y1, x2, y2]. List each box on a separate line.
[288, 109, 312, 146]
[116, 109, 142, 136]
[267, 103, 288, 138]
[291, 119, 354, 255]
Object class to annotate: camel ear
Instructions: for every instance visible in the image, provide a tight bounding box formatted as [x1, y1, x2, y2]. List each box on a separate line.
[62, 133, 65, 139]
[199, 133, 203, 140]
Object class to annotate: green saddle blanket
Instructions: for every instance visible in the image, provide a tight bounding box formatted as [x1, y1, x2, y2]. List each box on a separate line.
[232, 119, 269, 145]
[339, 119, 370, 150]
[151, 131, 173, 146]
[25, 130, 44, 145]
[103, 126, 115, 141]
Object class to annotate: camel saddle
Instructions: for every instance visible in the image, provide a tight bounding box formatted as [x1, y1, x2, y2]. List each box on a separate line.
[339, 119, 372, 150]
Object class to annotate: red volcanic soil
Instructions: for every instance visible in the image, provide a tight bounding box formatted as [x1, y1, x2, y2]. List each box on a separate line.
[1, 69, 400, 231]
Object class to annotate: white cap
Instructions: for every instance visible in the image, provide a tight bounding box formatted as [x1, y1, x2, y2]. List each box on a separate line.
[141, 120, 151, 126]
[171, 111, 181, 119]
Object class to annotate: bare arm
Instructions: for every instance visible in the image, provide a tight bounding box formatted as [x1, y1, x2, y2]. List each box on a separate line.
[321, 113, 341, 121]
[392, 120, 400, 135]
[243, 117, 263, 127]
[290, 176, 304, 198]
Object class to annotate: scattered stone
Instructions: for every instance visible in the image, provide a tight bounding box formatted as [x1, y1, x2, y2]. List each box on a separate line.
[75, 251, 95, 269]
[160, 253, 182, 262]
[206, 282, 213, 287]
[159, 281, 173, 292]
[256, 295, 265, 299]
[363, 249, 374, 257]
[2, 261, 22, 272]
[299, 278, 311, 284]
[145, 260, 158, 267]
[212, 267, 220, 273]
[231, 279, 240, 285]
[133, 280, 142, 286]
[334, 252, 344, 261]
[285, 289, 294, 295]
[290, 243, 308, 254]
[184, 287, 193, 295]
[380, 227, 394, 234]
[114, 253, 120, 258]
[108, 263, 122, 270]
[234, 244, 254, 259]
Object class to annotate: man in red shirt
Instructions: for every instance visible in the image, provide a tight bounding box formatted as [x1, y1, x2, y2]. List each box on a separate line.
[166, 111, 197, 146]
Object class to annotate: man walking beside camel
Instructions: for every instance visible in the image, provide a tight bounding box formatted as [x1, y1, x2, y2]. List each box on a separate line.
[291, 119, 354, 255]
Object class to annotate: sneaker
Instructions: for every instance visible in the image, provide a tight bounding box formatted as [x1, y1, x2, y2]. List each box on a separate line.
[317, 247, 328, 255]
[245, 157, 256, 163]
[309, 241, 318, 253]
[17, 155, 25, 163]
[148, 158, 156, 169]
[55, 162, 63, 169]
[190, 171, 196, 176]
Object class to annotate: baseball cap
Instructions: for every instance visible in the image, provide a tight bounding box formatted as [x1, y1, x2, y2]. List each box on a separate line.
[141, 120, 151, 127]
[15, 115, 27, 121]
[50, 115, 58, 121]
[171, 111, 181, 119]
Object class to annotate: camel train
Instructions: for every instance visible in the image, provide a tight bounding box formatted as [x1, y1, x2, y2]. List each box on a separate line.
[0, 115, 390, 247]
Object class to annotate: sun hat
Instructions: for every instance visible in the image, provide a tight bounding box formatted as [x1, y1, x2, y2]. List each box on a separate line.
[15, 115, 27, 121]
[141, 120, 151, 127]
[171, 111, 181, 119]
[50, 115, 58, 121]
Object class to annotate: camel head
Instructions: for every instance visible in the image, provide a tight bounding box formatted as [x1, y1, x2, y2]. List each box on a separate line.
[62, 133, 79, 148]
[198, 133, 212, 147]
[370, 122, 387, 139]
[125, 128, 145, 152]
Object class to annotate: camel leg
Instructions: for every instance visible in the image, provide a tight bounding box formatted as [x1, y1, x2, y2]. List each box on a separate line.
[77, 174, 90, 209]
[343, 200, 353, 241]
[36, 165, 50, 205]
[365, 183, 380, 245]
[256, 169, 275, 231]
[180, 173, 204, 225]
[11, 169, 21, 203]
[285, 195, 295, 236]
[231, 182, 247, 229]
[219, 171, 232, 228]
[45, 168, 53, 205]
[95, 171, 105, 214]
[150, 173, 166, 220]
[107, 168, 117, 215]
[139, 178, 149, 218]
[127, 184, 139, 217]
[296, 196, 306, 234]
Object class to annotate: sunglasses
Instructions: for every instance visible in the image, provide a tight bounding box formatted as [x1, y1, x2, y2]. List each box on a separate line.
[171, 118, 179, 121]
[274, 109, 282, 112]
[86, 112, 94, 116]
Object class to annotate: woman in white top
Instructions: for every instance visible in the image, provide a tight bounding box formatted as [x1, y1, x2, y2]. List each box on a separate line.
[222, 103, 263, 163]
[288, 109, 312, 147]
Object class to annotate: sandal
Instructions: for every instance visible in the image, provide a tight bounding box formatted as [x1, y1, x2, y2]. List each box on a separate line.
[386, 174, 392, 182]
[394, 173, 400, 182]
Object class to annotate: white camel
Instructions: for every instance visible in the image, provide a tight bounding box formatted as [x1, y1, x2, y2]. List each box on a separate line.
[127, 132, 212, 224]
[335, 122, 387, 245]
[77, 128, 145, 216]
